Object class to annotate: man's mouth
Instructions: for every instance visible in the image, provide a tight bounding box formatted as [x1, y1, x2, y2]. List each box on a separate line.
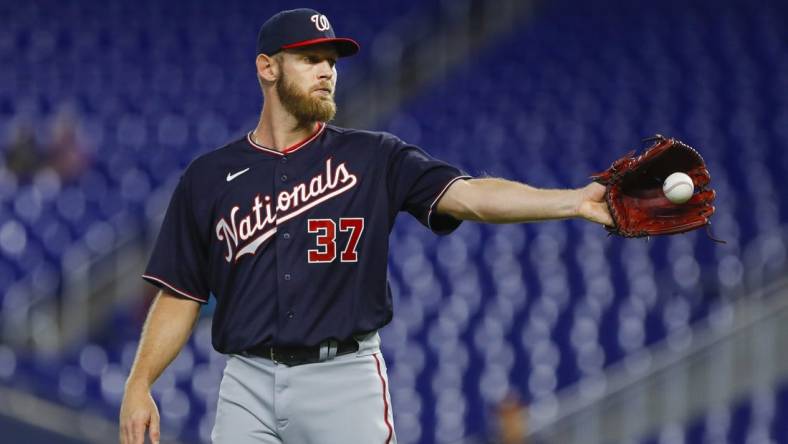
[313, 86, 333, 96]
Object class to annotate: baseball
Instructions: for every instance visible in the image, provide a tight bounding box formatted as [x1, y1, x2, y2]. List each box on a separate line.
[663, 172, 694, 204]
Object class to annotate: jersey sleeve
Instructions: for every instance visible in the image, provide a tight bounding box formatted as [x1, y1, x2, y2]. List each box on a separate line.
[387, 139, 471, 234]
[142, 172, 211, 303]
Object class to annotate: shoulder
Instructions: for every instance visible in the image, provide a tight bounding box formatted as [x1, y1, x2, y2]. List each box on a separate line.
[181, 135, 248, 180]
[324, 124, 406, 150]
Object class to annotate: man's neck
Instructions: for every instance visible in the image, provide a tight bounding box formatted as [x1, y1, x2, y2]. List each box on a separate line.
[251, 102, 318, 152]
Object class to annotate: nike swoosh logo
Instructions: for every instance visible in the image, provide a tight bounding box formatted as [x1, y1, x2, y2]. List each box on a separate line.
[226, 168, 250, 182]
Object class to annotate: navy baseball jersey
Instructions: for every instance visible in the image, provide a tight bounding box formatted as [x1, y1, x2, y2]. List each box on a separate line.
[143, 123, 470, 353]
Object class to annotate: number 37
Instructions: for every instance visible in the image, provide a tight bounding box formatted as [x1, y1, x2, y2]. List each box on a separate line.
[307, 218, 364, 263]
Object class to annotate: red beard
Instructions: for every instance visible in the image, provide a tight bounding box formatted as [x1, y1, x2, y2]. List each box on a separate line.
[277, 72, 336, 126]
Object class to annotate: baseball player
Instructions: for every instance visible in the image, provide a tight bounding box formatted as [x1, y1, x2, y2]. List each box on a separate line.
[119, 8, 612, 444]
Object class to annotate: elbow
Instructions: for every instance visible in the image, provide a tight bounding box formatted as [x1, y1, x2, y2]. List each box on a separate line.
[436, 198, 484, 222]
[470, 200, 493, 222]
[455, 198, 493, 222]
[436, 179, 491, 222]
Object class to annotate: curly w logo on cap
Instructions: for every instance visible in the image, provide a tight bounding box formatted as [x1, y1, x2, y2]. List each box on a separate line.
[311, 14, 330, 31]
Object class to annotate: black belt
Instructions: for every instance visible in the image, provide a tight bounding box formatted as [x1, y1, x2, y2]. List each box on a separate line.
[245, 338, 359, 366]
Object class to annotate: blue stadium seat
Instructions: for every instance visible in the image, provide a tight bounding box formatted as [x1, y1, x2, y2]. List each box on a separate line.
[2, 0, 787, 442]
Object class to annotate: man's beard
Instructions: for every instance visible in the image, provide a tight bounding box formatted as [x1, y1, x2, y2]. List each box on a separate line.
[277, 72, 336, 126]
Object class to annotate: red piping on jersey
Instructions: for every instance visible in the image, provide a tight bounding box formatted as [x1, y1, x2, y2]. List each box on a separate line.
[373, 354, 393, 444]
[246, 123, 326, 156]
[141, 274, 209, 303]
[426, 175, 472, 232]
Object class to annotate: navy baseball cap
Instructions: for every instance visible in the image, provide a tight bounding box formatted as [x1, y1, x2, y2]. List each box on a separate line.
[257, 8, 360, 57]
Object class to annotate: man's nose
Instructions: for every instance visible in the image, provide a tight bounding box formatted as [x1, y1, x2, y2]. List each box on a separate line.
[317, 61, 333, 79]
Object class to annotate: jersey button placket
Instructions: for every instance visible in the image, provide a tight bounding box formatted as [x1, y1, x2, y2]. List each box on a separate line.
[273, 160, 292, 332]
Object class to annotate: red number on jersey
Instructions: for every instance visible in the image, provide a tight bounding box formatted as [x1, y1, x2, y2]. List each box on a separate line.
[307, 219, 336, 263]
[307, 218, 365, 263]
[339, 218, 364, 262]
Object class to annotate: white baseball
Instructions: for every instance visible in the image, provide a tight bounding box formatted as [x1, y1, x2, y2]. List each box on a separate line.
[663, 172, 694, 204]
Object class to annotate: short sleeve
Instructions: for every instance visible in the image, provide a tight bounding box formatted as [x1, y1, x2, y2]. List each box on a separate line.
[387, 141, 471, 234]
[142, 173, 210, 303]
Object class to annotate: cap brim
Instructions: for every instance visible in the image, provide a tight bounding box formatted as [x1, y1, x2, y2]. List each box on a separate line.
[281, 37, 360, 57]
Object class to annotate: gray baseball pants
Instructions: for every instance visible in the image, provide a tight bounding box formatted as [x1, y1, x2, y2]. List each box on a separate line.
[211, 332, 397, 443]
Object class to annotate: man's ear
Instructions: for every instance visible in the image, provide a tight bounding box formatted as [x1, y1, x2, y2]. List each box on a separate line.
[256, 54, 279, 83]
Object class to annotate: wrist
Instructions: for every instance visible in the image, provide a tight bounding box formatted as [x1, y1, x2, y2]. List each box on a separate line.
[570, 188, 584, 219]
[125, 375, 153, 391]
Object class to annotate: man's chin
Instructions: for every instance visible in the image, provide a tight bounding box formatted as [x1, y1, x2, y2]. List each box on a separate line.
[309, 101, 337, 123]
[296, 109, 336, 125]
[281, 96, 336, 124]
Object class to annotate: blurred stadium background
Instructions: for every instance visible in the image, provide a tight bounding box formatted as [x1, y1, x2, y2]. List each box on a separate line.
[1, 0, 787, 442]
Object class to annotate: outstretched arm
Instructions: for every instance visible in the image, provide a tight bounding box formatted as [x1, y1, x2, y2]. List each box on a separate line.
[120, 289, 201, 444]
[436, 178, 613, 226]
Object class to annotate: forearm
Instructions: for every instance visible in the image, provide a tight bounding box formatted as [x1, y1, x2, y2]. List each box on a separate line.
[438, 177, 583, 224]
[126, 290, 200, 389]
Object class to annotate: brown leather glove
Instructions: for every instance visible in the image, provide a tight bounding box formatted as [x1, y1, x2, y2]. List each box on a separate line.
[591, 135, 717, 239]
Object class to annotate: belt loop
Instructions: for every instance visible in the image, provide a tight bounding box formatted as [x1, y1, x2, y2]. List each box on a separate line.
[319, 342, 329, 362]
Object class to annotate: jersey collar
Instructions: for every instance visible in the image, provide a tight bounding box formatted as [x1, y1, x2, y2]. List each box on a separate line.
[246, 122, 326, 157]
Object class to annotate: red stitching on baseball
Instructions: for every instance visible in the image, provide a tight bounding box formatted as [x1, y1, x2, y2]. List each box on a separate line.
[664, 182, 692, 194]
